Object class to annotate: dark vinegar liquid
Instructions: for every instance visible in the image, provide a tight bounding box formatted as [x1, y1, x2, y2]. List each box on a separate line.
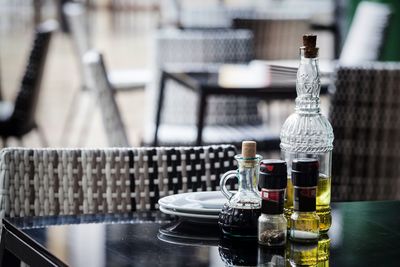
[218, 203, 261, 238]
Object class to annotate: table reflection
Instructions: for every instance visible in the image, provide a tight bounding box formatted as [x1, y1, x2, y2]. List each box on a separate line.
[218, 238, 258, 266]
[10, 201, 399, 267]
[287, 240, 319, 266]
[69, 224, 105, 267]
[258, 246, 285, 267]
[158, 220, 331, 267]
[317, 234, 330, 266]
[217, 236, 330, 267]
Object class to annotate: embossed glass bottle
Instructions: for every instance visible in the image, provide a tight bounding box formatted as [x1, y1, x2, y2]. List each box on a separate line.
[280, 35, 334, 232]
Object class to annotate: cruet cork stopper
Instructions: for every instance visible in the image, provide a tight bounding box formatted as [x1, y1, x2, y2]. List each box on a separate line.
[302, 34, 318, 58]
[242, 141, 256, 158]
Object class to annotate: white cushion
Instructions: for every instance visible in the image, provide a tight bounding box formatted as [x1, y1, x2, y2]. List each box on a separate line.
[108, 69, 151, 90]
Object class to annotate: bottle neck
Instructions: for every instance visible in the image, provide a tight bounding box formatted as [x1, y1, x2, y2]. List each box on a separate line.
[295, 48, 321, 114]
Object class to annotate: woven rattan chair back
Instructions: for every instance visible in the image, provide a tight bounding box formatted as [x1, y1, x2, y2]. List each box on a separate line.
[0, 145, 237, 219]
[83, 50, 130, 147]
[330, 63, 400, 201]
[233, 17, 310, 60]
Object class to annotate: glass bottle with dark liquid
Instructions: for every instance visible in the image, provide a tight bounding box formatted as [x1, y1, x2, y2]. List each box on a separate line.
[218, 141, 262, 238]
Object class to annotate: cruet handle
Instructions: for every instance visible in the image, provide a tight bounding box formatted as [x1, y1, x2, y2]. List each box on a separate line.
[220, 170, 238, 200]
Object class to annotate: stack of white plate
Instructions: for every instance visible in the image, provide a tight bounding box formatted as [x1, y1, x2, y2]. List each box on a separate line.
[158, 191, 227, 222]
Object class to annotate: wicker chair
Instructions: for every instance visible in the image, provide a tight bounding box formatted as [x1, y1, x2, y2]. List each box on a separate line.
[0, 145, 237, 220]
[83, 50, 130, 147]
[330, 63, 400, 201]
[0, 20, 57, 147]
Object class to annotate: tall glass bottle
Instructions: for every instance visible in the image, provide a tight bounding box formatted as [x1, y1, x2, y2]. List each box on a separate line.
[280, 34, 334, 232]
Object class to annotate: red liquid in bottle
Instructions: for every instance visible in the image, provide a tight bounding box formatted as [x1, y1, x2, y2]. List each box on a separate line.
[218, 203, 261, 238]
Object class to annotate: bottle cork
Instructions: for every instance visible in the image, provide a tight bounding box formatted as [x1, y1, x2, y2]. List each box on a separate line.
[242, 141, 256, 158]
[302, 34, 318, 58]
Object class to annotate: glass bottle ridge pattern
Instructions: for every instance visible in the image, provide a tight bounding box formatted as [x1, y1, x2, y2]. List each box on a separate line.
[280, 34, 334, 232]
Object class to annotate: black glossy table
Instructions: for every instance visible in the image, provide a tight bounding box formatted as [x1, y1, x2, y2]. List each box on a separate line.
[153, 67, 330, 147]
[1, 201, 400, 267]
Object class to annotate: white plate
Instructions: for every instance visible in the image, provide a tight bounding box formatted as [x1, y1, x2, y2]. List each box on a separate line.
[159, 206, 219, 220]
[158, 191, 227, 215]
[185, 191, 228, 209]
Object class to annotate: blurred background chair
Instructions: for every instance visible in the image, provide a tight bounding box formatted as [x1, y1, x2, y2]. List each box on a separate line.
[330, 63, 400, 201]
[142, 28, 281, 151]
[61, 2, 151, 145]
[180, 4, 255, 29]
[63, 1, 151, 92]
[0, 20, 57, 147]
[339, 1, 392, 65]
[231, 15, 311, 146]
[83, 50, 130, 147]
[233, 16, 310, 60]
[0, 62, 2, 100]
[145, 28, 255, 132]
[0, 145, 237, 218]
[159, 0, 255, 29]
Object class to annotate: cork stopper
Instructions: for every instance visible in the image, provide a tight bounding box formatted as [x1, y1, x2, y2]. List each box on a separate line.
[241, 141, 256, 158]
[302, 34, 318, 58]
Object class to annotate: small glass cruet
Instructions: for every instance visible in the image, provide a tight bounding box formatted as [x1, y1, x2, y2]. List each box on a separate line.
[218, 141, 262, 238]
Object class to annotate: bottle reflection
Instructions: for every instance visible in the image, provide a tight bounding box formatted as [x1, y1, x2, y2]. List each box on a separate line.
[317, 234, 330, 267]
[287, 234, 330, 267]
[218, 234, 330, 266]
[258, 246, 285, 267]
[218, 237, 258, 267]
[287, 240, 318, 266]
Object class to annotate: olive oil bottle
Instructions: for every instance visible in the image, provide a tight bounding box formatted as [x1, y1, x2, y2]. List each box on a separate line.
[280, 34, 334, 232]
[286, 175, 331, 231]
[289, 158, 320, 243]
